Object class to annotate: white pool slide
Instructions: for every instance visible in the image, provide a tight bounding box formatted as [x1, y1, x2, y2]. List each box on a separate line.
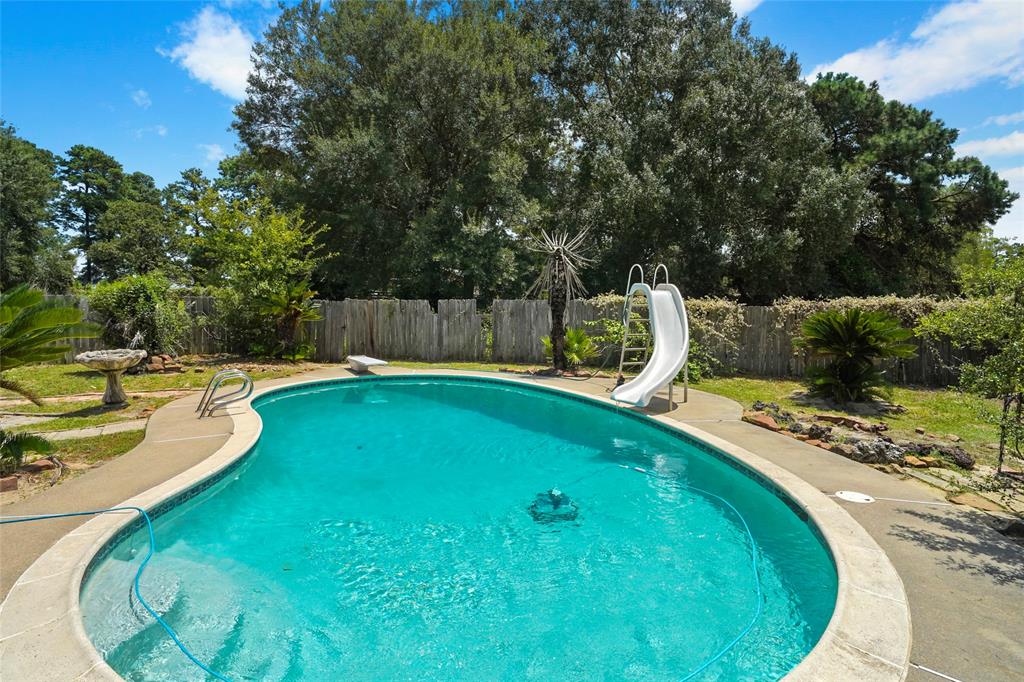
[610, 282, 689, 408]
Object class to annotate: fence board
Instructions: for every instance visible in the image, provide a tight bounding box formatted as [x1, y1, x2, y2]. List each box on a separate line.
[42, 295, 963, 385]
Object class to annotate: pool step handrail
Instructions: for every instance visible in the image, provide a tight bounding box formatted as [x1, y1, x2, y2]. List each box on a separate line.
[197, 368, 254, 418]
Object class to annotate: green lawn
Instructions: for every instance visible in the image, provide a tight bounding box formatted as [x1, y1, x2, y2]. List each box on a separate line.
[55, 430, 146, 465]
[696, 377, 1001, 463]
[1, 359, 315, 400]
[7, 397, 174, 434]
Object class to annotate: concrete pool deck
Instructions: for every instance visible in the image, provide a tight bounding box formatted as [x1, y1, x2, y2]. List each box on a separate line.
[1, 366, 1019, 681]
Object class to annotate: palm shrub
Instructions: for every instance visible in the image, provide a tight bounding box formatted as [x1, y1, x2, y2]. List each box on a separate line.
[796, 308, 916, 403]
[0, 284, 98, 473]
[254, 281, 322, 360]
[1, 284, 100, 404]
[542, 327, 597, 367]
[1, 430, 54, 476]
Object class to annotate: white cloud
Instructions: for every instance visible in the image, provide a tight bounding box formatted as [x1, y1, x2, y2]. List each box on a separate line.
[807, 0, 1024, 102]
[131, 89, 152, 109]
[133, 124, 169, 139]
[956, 130, 1024, 157]
[199, 143, 227, 163]
[163, 7, 254, 100]
[993, 166, 1024, 241]
[731, 0, 763, 16]
[984, 111, 1024, 127]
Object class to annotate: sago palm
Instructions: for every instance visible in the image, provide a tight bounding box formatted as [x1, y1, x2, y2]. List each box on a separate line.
[255, 281, 322, 360]
[0, 284, 100, 404]
[528, 229, 591, 371]
[796, 308, 917, 403]
[542, 327, 598, 368]
[0, 429, 54, 476]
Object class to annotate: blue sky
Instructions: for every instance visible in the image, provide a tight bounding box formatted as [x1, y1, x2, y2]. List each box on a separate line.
[2, 0, 1022, 240]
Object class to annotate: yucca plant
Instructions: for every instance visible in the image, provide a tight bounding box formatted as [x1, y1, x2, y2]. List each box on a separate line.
[796, 308, 917, 403]
[1, 284, 100, 404]
[542, 327, 598, 368]
[528, 229, 591, 371]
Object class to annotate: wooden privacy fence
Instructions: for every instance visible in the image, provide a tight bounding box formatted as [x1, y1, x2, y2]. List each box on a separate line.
[51, 296, 961, 386]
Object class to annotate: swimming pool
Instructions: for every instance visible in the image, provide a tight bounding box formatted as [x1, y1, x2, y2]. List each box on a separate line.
[81, 376, 837, 681]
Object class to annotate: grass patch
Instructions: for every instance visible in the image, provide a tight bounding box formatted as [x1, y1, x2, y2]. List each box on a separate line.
[53, 430, 146, 465]
[696, 377, 1001, 464]
[7, 397, 173, 434]
[1, 358, 317, 399]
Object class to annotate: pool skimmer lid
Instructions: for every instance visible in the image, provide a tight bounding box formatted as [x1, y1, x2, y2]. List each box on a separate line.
[835, 490, 875, 504]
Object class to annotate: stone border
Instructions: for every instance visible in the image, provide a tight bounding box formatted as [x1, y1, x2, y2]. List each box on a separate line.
[0, 370, 910, 681]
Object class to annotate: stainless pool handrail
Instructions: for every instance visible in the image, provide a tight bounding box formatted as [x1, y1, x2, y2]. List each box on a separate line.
[197, 369, 253, 418]
[195, 368, 238, 413]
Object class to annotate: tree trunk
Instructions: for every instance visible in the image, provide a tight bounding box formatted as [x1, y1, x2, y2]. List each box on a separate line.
[550, 261, 567, 371]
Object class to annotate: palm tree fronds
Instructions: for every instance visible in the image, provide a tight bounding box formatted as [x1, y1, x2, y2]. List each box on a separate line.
[0, 377, 43, 406]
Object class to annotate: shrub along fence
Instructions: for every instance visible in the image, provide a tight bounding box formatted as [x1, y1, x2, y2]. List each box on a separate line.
[51, 295, 967, 386]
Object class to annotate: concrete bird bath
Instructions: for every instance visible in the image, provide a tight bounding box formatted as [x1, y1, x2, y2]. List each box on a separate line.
[75, 349, 147, 404]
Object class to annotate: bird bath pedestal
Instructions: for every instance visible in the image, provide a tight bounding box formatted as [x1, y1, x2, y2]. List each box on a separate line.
[75, 350, 148, 404]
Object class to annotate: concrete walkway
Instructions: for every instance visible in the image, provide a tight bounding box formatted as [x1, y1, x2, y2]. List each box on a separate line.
[1, 367, 1020, 682]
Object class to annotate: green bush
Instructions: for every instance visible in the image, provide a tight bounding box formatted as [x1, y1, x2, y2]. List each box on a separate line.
[87, 274, 190, 354]
[796, 308, 917, 402]
[542, 327, 597, 367]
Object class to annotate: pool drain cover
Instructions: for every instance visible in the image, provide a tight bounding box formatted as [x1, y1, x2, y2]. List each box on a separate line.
[528, 488, 579, 524]
[835, 490, 875, 504]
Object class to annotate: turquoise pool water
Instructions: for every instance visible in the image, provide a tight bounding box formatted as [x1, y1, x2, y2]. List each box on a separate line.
[81, 377, 837, 681]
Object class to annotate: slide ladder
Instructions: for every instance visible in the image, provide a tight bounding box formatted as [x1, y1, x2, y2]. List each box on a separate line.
[612, 264, 689, 409]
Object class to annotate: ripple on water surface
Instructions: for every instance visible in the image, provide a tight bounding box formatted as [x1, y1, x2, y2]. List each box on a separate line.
[82, 378, 837, 681]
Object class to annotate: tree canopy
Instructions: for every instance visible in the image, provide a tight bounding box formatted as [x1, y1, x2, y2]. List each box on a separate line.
[0, 1, 1017, 303]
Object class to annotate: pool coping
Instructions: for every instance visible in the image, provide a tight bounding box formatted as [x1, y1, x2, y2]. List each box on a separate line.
[0, 370, 910, 681]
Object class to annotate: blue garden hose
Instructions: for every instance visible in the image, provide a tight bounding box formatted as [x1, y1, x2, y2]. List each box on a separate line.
[2, 467, 761, 682]
[617, 464, 764, 681]
[0, 507, 231, 682]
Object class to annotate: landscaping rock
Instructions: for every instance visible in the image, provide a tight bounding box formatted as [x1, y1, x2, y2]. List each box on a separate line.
[19, 458, 55, 474]
[743, 412, 780, 431]
[947, 434, 961, 442]
[0, 475, 17, 492]
[851, 437, 904, 464]
[998, 520, 1024, 539]
[163, 363, 184, 372]
[806, 423, 833, 441]
[903, 455, 929, 468]
[751, 400, 779, 412]
[193, 367, 205, 373]
[901, 441, 975, 470]
[816, 414, 886, 432]
[918, 456, 942, 468]
[833, 443, 857, 458]
[786, 421, 807, 434]
[915, 427, 925, 435]
[949, 492, 1005, 513]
